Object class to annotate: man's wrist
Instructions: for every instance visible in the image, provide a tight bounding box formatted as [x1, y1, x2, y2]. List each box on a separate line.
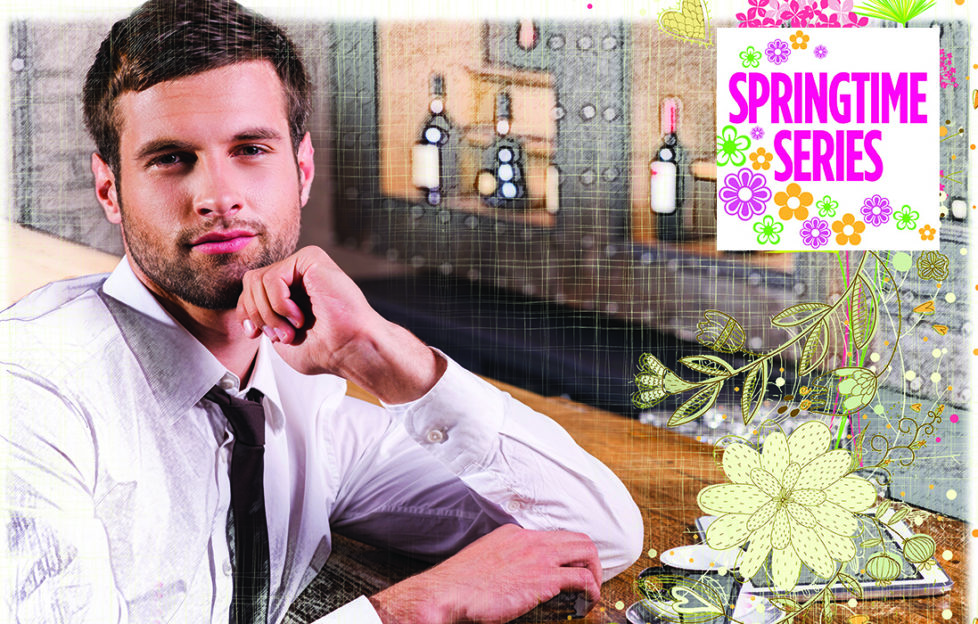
[368, 578, 450, 624]
[334, 321, 446, 405]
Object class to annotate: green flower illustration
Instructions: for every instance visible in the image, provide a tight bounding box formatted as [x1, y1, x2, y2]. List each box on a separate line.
[697, 421, 876, 591]
[816, 195, 838, 218]
[739, 46, 762, 68]
[717, 125, 751, 167]
[752, 215, 783, 245]
[893, 204, 919, 231]
[836, 367, 878, 412]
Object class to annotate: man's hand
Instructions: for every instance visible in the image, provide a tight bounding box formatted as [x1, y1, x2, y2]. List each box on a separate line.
[368, 524, 602, 624]
[236, 246, 445, 403]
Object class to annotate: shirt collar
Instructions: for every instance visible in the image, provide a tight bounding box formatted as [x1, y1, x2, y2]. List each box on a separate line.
[99, 257, 284, 429]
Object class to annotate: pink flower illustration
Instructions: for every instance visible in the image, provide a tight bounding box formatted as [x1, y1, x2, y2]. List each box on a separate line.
[800, 217, 831, 248]
[719, 168, 773, 221]
[765, 39, 792, 65]
[860, 194, 892, 227]
[778, 0, 815, 26]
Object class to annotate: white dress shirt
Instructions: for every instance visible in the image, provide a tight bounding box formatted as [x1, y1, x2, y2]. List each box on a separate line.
[2, 259, 642, 623]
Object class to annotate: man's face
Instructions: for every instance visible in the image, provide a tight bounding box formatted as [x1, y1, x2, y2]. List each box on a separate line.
[95, 60, 314, 310]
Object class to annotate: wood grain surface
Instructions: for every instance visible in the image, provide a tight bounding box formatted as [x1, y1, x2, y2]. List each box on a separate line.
[345, 380, 968, 624]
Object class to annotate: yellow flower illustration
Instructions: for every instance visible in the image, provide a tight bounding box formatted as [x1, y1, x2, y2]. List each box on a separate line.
[749, 147, 774, 171]
[789, 30, 810, 50]
[697, 421, 876, 591]
[776, 183, 813, 220]
[918, 224, 936, 241]
[833, 214, 866, 246]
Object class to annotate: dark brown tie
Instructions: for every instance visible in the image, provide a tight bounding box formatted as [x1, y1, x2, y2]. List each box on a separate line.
[204, 386, 270, 624]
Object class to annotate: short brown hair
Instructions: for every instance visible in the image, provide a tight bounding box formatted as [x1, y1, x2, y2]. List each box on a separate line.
[83, 0, 310, 174]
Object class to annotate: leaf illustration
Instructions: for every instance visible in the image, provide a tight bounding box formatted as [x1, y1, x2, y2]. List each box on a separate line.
[823, 595, 835, 623]
[838, 572, 864, 599]
[668, 383, 722, 427]
[913, 300, 935, 315]
[798, 320, 830, 376]
[741, 360, 769, 425]
[849, 426, 869, 472]
[679, 355, 735, 377]
[769, 597, 801, 614]
[696, 310, 746, 354]
[860, 538, 883, 548]
[874, 499, 892, 520]
[887, 507, 910, 526]
[851, 274, 879, 350]
[771, 302, 831, 328]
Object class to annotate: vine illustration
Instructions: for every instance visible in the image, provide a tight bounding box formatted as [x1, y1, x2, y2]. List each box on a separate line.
[853, 404, 943, 485]
[632, 251, 898, 430]
[629, 247, 957, 623]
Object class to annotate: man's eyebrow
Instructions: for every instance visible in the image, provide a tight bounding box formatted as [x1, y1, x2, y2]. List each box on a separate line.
[233, 127, 285, 142]
[133, 128, 285, 161]
[134, 139, 197, 161]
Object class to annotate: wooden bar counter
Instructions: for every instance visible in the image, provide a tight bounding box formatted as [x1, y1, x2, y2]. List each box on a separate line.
[325, 381, 968, 624]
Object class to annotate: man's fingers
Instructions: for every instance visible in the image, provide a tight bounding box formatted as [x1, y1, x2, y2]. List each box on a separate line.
[237, 263, 309, 343]
[238, 272, 289, 343]
[236, 282, 262, 338]
[261, 269, 305, 329]
[539, 531, 602, 587]
[567, 534, 602, 587]
[556, 565, 602, 604]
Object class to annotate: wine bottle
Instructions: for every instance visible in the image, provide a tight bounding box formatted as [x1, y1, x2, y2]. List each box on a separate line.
[650, 98, 686, 241]
[412, 74, 452, 206]
[477, 91, 527, 209]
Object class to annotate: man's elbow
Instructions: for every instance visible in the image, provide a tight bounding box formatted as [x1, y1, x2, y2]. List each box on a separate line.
[600, 497, 645, 582]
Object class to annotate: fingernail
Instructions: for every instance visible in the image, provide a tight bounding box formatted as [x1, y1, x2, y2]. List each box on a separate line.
[262, 325, 276, 340]
[287, 315, 302, 328]
[274, 327, 289, 342]
[242, 319, 255, 335]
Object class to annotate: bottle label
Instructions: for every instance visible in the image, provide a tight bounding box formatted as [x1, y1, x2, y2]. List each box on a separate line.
[650, 161, 678, 215]
[412, 143, 440, 189]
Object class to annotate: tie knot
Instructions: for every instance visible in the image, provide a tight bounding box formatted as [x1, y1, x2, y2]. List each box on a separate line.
[204, 386, 266, 446]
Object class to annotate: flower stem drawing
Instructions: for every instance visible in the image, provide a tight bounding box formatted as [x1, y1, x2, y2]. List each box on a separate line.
[633, 252, 893, 428]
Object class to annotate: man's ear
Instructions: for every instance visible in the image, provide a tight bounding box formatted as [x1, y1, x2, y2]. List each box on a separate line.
[92, 152, 122, 224]
[296, 132, 315, 207]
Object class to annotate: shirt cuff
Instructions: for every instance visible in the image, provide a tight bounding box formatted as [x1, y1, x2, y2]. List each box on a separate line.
[310, 595, 384, 624]
[383, 349, 506, 474]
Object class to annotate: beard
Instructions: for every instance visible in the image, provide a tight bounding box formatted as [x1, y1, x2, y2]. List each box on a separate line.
[120, 207, 301, 310]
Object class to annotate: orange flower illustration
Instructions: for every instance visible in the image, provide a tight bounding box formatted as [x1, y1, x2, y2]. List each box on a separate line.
[833, 213, 866, 246]
[749, 147, 774, 171]
[919, 224, 936, 241]
[776, 183, 813, 220]
[789, 30, 810, 50]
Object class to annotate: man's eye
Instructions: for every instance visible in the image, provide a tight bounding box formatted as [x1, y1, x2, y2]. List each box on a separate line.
[236, 145, 267, 157]
[150, 153, 189, 167]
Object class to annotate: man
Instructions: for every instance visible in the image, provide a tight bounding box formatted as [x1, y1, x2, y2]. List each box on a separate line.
[2, 1, 643, 622]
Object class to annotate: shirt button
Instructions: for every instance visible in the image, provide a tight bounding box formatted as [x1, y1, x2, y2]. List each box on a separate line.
[425, 429, 446, 444]
[219, 375, 236, 391]
[506, 500, 522, 513]
[222, 560, 233, 577]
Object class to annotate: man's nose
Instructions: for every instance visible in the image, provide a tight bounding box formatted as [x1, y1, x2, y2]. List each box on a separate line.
[192, 157, 243, 217]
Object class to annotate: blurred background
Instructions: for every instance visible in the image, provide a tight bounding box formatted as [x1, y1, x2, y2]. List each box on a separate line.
[5, 16, 971, 518]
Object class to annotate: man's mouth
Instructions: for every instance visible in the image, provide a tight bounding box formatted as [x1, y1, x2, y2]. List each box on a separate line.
[189, 230, 257, 255]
